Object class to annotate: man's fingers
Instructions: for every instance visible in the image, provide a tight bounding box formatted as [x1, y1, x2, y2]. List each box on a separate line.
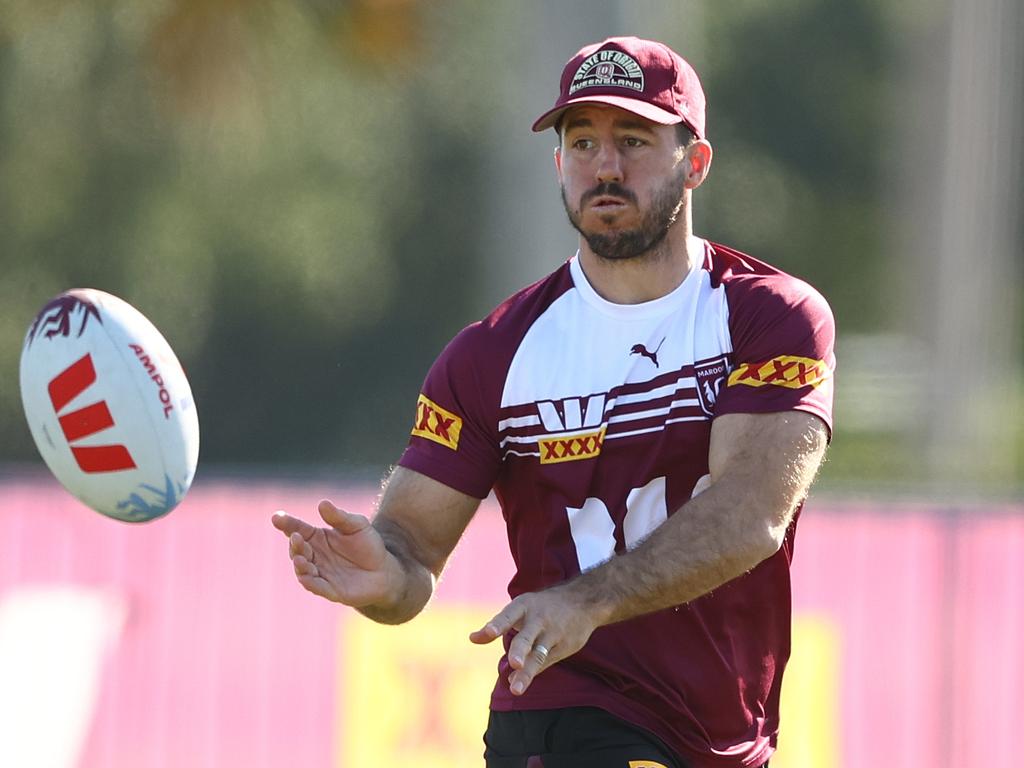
[295, 573, 339, 602]
[292, 554, 318, 577]
[472, 588, 590, 695]
[509, 641, 554, 695]
[508, 668, 536, 696]
[470, 617, 503, 643]
[507, 623, 543, 669]
[468, 620, 505, 645]
[271, 511, 317, 538]
[289, 547, 335, 597]
[318, 499, 370, 534]
[469, 602, 526, 645]
[288, 532, 313, 561]
[275, 504, 370, 542]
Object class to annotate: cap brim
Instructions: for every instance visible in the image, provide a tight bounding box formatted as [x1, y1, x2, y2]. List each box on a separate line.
[531, 95, 683, 133]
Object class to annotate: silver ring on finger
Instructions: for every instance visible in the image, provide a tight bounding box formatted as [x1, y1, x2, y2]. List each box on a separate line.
[533, 644, 550, 663]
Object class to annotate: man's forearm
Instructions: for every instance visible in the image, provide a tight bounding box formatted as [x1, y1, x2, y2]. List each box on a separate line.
[568, 476, 788, 627]
[568, 415, 826, 626]
[356, 519, 436, 625]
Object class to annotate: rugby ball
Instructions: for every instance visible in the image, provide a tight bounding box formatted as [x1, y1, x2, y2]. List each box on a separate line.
[19, 289, 200, 522]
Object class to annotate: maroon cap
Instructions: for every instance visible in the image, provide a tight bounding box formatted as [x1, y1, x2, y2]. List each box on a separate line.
[532, 36, 706, 138]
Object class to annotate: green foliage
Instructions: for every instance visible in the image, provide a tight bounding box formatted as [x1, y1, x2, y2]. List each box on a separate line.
[698, 0, 903, 329]
[5, 0, 1015, 493]
[0, 0, 492, 467]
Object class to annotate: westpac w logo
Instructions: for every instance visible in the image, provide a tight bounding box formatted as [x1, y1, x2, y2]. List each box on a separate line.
[537, 394, 606, 465]
[48, 354, 137, 473]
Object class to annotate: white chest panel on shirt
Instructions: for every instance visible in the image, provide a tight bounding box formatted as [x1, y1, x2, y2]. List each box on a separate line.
[499, 255, 733, 458]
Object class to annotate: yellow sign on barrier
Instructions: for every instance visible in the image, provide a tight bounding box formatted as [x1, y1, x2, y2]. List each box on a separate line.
[339, 610, 840, 768]
[338, 605, 502, 768]
[772, 615, 841, 768]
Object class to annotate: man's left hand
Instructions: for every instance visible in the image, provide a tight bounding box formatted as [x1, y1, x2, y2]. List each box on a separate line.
[469, 586, 598, 695]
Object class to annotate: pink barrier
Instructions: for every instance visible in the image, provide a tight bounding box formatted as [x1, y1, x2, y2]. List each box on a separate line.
[0, 478, 1020, 768]
[1, 479, 344, 768]
[791, 506, 947, 768]
[0, 476, 515, 768]
[948, 513, 1024, 768]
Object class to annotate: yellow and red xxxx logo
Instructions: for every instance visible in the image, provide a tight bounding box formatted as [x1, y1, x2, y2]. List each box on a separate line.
[411, 395, 462, 450]
[728, 355, 830, 390]
[539, 427, 605, 465]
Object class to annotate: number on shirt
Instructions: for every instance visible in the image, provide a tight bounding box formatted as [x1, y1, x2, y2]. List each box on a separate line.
[566, 477, 669, 572]
[565, 474, 710, 572]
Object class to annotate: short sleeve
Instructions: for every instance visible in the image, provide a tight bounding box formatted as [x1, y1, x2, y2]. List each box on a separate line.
[397, 323, 504, 499]
[714, 276, 836, 437]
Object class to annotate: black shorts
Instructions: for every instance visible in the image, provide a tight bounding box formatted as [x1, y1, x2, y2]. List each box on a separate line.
[483, 706, 684, 768]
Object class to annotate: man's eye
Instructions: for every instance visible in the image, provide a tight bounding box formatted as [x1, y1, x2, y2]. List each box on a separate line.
[573, 138, 594, 150]
[623, 137, 646, 147]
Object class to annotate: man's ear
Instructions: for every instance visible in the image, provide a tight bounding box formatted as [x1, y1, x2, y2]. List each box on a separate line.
[554, 145, 563, 181]
[684, 140, 713, 190]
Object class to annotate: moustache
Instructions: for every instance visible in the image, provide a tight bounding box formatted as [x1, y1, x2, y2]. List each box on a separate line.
[581, 183, 637, 207]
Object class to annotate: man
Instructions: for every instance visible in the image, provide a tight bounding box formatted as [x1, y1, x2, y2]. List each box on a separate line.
[273, 36, 834, 768]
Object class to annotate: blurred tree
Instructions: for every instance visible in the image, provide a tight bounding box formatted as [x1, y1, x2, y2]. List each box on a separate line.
[0, 0, 1018, 492]
[333, 0, 421, 65]
[699, 0, 897, 330]
[0, 0, 490, 473]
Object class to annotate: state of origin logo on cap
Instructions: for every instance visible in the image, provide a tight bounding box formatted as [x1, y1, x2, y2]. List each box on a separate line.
[532, 36, 707, 140]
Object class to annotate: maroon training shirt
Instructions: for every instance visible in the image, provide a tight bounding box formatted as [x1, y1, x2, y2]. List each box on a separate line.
[399, 241, 836, 768]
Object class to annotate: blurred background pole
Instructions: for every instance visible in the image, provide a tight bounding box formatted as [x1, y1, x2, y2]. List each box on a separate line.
[479, 0, 594, 309]
[907, 0, 1024, 490]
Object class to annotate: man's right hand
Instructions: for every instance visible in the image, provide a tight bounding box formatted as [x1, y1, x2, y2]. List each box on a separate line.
[272, 468, 481, 624]
[271, 500, 405, 609]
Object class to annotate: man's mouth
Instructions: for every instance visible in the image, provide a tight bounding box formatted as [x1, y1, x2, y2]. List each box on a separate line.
[589, 196, 630, 212]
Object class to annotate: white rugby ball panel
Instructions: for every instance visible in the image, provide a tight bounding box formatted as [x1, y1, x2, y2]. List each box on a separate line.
[19, 289, 199, 522]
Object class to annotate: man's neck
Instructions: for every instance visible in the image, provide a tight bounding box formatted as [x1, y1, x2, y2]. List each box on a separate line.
[577, 227, 704, 305]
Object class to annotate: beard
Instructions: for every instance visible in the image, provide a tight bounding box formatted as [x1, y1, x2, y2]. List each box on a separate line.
[562, 168, 687, 262]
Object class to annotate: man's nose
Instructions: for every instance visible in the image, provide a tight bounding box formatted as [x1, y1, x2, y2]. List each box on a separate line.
[595, 145, 624, 183]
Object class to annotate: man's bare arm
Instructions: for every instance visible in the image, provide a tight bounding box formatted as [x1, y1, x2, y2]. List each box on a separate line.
[575, 410, 827, 623]
[360, 467, 481, 623]
[471, 410, 828, 694]
[272, 466, 480, 625]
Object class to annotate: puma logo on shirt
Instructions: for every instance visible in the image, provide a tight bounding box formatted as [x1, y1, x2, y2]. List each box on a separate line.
[630, 337, 666, 367]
